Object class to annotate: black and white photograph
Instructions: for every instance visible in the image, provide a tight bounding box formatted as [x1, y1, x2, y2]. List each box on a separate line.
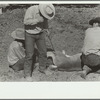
[0, 1, 100, 82]
[0, 1, 100, 99]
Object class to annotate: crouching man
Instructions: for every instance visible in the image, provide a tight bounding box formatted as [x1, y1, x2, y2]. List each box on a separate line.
[7, 28, 38, 72]
[79, 17, 100, 79]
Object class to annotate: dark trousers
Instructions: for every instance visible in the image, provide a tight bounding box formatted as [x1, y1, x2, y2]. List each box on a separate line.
[24, 31, 47, 77]
[80, 53, 100, 72]
[9, 48, 38, 72]
[9, 58, 25, 71]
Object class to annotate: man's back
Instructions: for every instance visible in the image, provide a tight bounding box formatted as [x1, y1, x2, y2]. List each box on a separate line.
[82, 27, 100, 55]
[7, 41, 25, 66]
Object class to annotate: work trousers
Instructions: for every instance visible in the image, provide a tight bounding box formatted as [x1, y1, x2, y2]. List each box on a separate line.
[9, 58, 25, 72]
[9, 48, 38, 72]
[24, 31, 47, 77]
[81, 53, 100, 72]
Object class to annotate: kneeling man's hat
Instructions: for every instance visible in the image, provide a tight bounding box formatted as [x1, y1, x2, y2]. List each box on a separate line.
[11, 28, 25, 40]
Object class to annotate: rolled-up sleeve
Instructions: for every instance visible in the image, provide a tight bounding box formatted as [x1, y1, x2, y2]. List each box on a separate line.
[24, 6, 38, 25]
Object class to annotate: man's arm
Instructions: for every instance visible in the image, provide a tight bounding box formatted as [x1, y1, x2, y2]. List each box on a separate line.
[43, 20, 51, 36]
[24, 18, 38, 25]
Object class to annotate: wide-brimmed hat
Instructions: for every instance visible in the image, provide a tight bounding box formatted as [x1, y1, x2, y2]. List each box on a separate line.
[39, 4, 55, 20]
[11, 28, 25, 40]
[89, 17, 100, 25]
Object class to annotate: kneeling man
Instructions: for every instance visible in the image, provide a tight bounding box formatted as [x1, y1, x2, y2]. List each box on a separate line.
[80, 17, 100, 78]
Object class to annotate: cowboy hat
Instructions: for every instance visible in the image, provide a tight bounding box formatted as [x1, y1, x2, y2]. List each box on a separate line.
[11, 28, 25, 40]
[89, 17, 100, 25]
[39, 4, 55, 20]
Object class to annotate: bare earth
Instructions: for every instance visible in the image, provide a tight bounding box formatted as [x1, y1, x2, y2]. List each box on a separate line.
[0, 5, 100, 82]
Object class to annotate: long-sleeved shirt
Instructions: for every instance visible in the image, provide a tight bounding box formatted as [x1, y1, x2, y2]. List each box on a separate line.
[82, 27, 100, 56]
[24, 5, 48, 34]
[7, 41, 25, 66]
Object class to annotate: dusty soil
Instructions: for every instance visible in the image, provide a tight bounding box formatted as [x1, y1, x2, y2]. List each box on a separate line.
[0, 5, 100, 82]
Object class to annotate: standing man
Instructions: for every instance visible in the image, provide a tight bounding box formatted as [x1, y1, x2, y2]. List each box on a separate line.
[24, 4, 55, 81]
[79, 17, 100, 79]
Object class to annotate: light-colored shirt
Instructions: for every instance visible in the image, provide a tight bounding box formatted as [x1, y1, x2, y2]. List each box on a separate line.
[82, 27, 100, 55]
[24, 5, 48, 34]
[7, 41, 25, 66]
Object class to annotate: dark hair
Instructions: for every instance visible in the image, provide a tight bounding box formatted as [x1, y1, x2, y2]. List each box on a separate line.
[89, 17, 100, 26]
[14, 39, 25, 49]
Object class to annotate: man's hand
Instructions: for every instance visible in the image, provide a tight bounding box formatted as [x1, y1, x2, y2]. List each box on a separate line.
[43, 29, 50, 36]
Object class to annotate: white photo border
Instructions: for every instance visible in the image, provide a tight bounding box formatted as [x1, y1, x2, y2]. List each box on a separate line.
[0, 1, 100, 99]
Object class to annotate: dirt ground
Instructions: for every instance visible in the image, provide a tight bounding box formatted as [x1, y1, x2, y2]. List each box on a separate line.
[0, 5, 100, 82]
